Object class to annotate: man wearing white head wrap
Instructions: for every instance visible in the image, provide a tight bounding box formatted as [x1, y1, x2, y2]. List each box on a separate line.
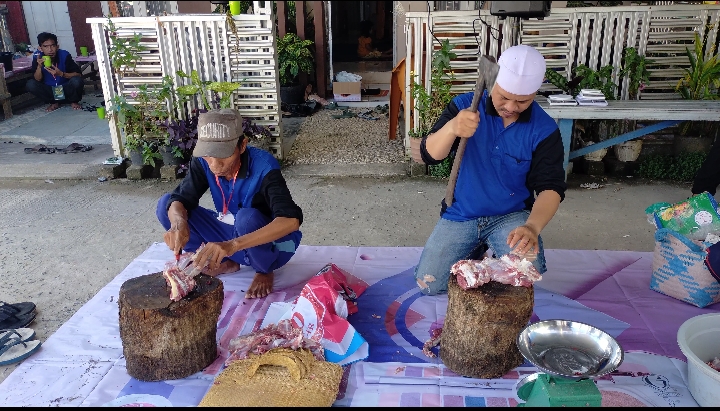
[414, 44, 567, 296]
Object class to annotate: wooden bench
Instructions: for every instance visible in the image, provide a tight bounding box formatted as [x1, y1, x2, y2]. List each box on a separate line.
[537, 100, 720, 175]
[0, 58, 34, 120]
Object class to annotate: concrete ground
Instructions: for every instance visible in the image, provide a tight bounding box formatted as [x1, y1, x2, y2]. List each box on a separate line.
[0, 96, 709, 385]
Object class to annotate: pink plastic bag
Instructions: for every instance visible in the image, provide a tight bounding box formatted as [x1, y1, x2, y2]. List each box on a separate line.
[279, 263, 369, 365]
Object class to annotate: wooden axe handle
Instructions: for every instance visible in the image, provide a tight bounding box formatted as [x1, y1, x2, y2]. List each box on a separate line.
[444, 75, 485, 208]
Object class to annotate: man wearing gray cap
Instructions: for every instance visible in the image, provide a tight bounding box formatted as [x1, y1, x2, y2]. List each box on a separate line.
[156, 109, 303, 299]
[414, 44, 566, 295]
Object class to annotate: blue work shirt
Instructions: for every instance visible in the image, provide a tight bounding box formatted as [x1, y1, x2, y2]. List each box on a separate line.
[168, 146, 303, 224]
[421, 90, 566, 221]
[30, 49, 78, 86]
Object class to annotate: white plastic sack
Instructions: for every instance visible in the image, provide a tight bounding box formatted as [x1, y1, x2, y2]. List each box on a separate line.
[335, 71, 362, 82]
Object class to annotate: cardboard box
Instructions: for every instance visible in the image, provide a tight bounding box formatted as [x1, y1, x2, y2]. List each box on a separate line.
[333, 81, 361, 102]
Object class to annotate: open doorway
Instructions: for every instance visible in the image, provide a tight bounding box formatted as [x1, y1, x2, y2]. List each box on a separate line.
[330, 0, 394, 101]
[330, 1, 393, 64]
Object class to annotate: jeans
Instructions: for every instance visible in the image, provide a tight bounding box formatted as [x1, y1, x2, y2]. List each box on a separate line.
[156, 193, 302, 274]
[414, 210, 547, 296]
[25, 77, 85, 104]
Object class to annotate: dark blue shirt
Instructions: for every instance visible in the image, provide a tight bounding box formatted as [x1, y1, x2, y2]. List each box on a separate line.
[421, 91, 566, 221]
[30, 49, 80, 86]
[167, 146, 303, 224]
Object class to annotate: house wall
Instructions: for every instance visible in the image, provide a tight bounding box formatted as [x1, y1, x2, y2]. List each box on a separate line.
[67, 1, 103, 55]
[1, 1, 29, 45]
[177, 1, 213, 14]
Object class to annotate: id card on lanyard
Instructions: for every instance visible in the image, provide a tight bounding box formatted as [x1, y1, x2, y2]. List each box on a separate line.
[51, 68, 65, 100]
[215, 170, 239, 225]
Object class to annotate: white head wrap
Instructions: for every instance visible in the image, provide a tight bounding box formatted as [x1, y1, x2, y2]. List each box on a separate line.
[495, 45, 546, 96]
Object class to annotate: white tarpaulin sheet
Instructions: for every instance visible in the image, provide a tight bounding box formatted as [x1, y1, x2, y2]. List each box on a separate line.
[0, 243, 716, 406]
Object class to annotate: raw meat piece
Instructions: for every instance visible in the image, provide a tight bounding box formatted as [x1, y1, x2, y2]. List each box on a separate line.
[707, 356, 720, 372]
[163, 265, 196, 302]
[422, 328, 443, 358]
[225, 319, 325, 366]
[451, 253, 541, 290]
[162, 243, 210, 302]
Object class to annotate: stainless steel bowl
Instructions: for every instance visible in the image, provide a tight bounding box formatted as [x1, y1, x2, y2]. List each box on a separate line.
[517, 319, 624, 380]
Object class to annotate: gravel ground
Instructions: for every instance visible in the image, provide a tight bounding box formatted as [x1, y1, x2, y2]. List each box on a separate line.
[283, 107, 406, 165]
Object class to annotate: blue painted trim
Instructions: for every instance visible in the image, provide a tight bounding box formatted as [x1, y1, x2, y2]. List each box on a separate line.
[569, 120, 681, 159]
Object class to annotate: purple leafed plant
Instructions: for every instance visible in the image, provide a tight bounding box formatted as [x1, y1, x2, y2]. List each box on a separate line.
[241, 117, 272, 141]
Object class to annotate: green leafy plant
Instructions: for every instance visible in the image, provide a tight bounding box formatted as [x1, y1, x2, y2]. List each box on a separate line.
[619, 47, 654, 100]
[105, 16, 146, 77]
[408, 39, 457, 178]
[636, 152, 707, 181]
[277, 33, 314, 86]
[175, 70, 241, 110]
[409, 39, 456, 139]
[667, 151, 707, 181]
[544, 64, 615, 99]
[675, 31, 720, 137]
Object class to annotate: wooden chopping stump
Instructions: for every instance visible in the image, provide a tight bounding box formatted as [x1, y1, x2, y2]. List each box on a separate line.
[118, 272, 224, 381]
[440, 275, 533, 379]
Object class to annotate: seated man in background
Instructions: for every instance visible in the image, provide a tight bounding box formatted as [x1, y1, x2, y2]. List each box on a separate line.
[157, 109, 304, 299]
[357, 20, 392, 59]
[26, 32, 84, 112]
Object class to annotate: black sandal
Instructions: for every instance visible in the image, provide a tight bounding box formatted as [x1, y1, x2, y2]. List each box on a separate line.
[0, 303, 37, 330]
[0, 301, 35, 317]
[23, 144, 57, 154]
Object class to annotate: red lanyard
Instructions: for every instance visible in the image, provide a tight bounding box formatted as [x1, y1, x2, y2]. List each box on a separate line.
[214, 170, 238, 216]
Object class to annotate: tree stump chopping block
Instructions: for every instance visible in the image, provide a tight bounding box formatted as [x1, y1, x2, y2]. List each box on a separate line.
[440, 275, 534, 379]
[119, 272, 224, 381]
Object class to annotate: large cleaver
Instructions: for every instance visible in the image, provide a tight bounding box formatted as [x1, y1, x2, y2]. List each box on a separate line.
[444, 55, 500, 208]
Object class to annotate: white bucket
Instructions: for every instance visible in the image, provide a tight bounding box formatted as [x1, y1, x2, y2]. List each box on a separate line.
[583, 142, 608, 162]
[677, 313, 720, 407]
[614, 140, 643, 162]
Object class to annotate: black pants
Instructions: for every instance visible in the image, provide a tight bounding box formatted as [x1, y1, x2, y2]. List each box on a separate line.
[25, 77, 85, 104]
[692, 136, 720, 196]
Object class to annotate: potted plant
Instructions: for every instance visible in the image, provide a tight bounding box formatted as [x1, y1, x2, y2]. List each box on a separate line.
[160, 110, 200, 170]
[674, 31, 720, 155]
[277, 33, 314, 105]
[613, 47, 654, 162]
[546, 63, 617, 161]
[408, 39, 456, 169]
[108, 76, 175, 167]
[175, 69, 241, 111]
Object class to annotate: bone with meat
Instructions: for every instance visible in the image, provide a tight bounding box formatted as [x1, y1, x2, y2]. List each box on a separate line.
[451, 253, 541, 290]
[162, 243, 210, 302]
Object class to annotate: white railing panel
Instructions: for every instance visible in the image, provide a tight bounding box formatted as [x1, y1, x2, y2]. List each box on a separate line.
[403, 4, 720, 147]
[88, 13, 282, 159]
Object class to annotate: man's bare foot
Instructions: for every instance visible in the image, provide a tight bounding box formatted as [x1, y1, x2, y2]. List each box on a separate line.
[46, 103, 60, 112]
[202, 259, 240, 277]
[70, 102, 82, 110]
[246, 272, 274, 299]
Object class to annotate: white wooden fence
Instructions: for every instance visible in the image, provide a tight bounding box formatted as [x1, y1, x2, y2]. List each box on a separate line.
[88, 9, 282, 159]
[404, 4, 720, 151]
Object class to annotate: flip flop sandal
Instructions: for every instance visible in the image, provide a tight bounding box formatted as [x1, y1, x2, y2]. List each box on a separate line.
[332, 109, 356, 119]
[23, 144, 56, 154]
[0, 328, 36, 346]
[0, 305, 36, 330]
[0, 301, 36, 317]
[0, 337, 42, 366]
[358, 112, 379, 121]
[61, 143, 93, 154]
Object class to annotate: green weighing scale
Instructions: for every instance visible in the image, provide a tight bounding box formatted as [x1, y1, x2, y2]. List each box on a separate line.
[514, 320, 624, 407]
